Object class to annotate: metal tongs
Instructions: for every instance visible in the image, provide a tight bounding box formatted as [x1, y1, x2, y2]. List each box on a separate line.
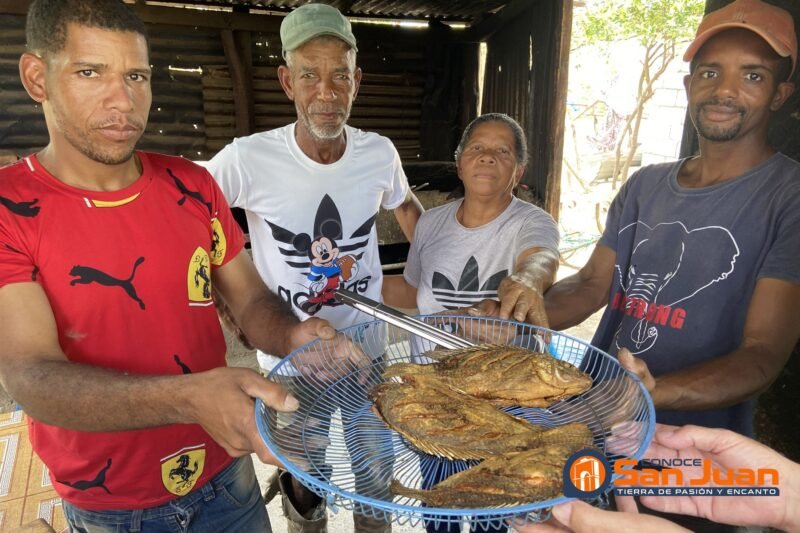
[334, 289, 474, 349]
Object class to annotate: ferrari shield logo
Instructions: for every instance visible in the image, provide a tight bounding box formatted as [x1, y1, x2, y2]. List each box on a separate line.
[210, 218, 227, 266]
[187, 247, 212, 304]
[161, 446, 205, 496]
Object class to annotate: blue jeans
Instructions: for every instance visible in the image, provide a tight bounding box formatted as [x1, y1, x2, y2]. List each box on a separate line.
[63, 456, 270, 533]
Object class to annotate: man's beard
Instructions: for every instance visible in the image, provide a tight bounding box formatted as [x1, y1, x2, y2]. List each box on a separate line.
[693, 99, 746, 142]
[297, 102, 350, 141]
[54, 110, 142, 165]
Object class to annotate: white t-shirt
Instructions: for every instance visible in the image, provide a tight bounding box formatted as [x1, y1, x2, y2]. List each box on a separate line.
[206, 123, 409, 370]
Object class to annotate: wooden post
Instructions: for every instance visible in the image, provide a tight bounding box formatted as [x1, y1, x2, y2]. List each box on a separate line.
[460, 43, 480, 138]
[523, 0, 573, 219]
[419, 21, 464, 161]
[221, 29, 255, 138]
[543, 0, 573, 221]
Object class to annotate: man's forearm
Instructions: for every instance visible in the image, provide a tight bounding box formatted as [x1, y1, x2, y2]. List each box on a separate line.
[393, 192, 423, 241]
[543, 245, 616, 331]
[236, 289, 300, 356]
[382, 274, 417, 309]
[5, 359, 194, 431]
[652, 344, 788, 411]
[544, 273, 609, 330]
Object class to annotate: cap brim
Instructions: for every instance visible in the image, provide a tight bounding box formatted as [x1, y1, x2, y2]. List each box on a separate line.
[684, 22, 793, 63]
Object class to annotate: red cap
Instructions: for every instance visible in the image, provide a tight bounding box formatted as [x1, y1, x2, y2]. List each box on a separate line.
[683, 0, 797, 79]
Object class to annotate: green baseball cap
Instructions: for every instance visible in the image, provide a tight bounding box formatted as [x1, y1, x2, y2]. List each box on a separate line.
[280, 3, 358, 58]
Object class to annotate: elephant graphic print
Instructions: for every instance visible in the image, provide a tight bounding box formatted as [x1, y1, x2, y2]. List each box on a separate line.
[588, 154, 800, 435]
[611, 221, 739, 355]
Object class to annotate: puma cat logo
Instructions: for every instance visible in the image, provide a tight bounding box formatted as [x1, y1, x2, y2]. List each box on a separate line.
[168, 168, 212, 215]
[174, 354, 192, 374]
[58, 458, 112, 494]
[69, 257, 146, 310]
[0, 196, 39, 217]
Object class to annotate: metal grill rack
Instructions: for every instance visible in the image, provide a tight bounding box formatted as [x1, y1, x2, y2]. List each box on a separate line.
[255, 316, 655, 529]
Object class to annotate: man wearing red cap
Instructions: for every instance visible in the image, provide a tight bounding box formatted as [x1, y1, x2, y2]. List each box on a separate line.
[547, 0, 799, 439]
[539, 1, 799, 530]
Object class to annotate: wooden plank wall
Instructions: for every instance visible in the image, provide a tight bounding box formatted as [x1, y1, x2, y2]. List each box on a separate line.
[202, 27, 428, 161]
[0, 15, 223, 159]
[0, 14, 450, 165]
[0, 14, 46, 155]
[139, 24, 223, 159]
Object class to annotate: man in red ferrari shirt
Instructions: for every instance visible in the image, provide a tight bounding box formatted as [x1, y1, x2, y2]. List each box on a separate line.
[0, 0, 360, 531]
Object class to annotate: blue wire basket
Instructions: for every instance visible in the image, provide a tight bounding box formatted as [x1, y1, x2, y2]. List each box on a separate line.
[255, 316, 655, 529]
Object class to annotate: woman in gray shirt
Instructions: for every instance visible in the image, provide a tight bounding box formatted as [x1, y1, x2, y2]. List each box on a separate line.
[383, 113, 560, 327]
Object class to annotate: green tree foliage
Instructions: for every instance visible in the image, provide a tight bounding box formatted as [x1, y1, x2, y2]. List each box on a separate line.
[575, 0, 704, 189]
[579, 0, 704, 48]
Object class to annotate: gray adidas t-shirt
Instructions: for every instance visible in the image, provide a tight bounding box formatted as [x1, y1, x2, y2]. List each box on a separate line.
[404, 197, 559, 313]
[592, 153, 800, 436]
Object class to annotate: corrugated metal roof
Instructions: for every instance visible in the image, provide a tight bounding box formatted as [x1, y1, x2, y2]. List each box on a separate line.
[144, 0, 511, 23]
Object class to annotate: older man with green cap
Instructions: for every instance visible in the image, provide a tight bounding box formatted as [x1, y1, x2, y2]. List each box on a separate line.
[279, 2, 359, 55]
[206, 3, 422, 532]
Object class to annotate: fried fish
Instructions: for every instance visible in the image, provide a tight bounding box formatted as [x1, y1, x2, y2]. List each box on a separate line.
[390, 442, 589, 508]
[383, 344, 592, 407]
[369, 375, 593, 460]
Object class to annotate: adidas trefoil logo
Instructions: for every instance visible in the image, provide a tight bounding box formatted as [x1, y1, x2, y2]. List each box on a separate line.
[431, 256, 507, 309]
